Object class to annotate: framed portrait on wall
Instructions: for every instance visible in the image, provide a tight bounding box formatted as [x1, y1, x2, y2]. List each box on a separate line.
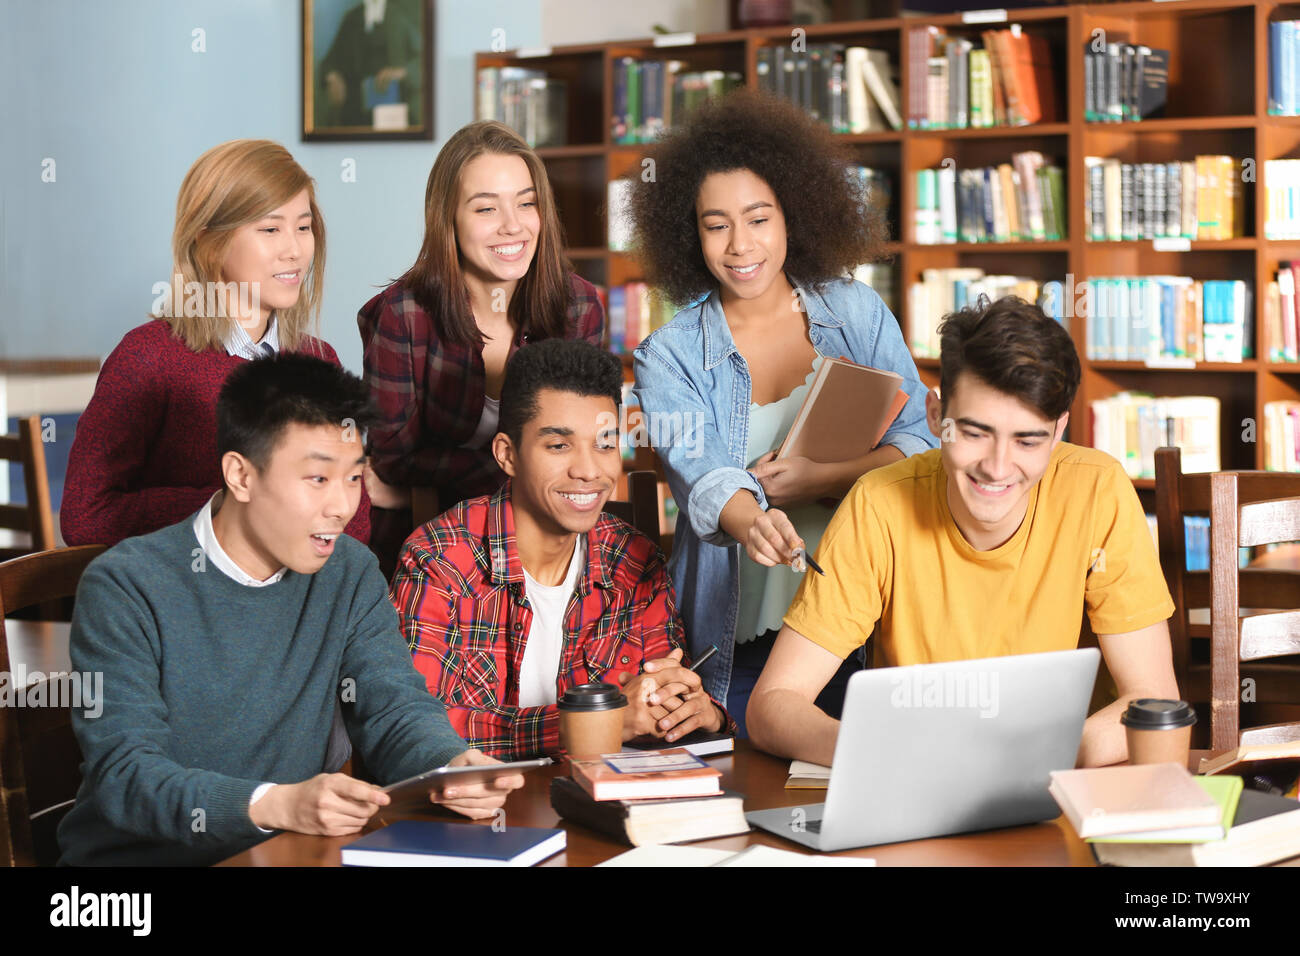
[302, 0, 434, 141]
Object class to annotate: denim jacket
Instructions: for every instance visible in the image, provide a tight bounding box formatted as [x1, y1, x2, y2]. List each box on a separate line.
[632, 278, 938, 703]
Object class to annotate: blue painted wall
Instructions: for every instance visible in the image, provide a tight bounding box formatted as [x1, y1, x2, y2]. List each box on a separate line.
[0, 0, 543, 373]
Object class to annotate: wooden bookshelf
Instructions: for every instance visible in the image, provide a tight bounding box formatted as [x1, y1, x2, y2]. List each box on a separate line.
[475, 1, 1300, 493]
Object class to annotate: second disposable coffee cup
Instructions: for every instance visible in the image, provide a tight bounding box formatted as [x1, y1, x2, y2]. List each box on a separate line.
[558, 683, 627, 759]
[1122, 698, 1197, 766]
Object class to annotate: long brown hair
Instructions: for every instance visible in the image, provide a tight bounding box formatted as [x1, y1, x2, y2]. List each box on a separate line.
[401, 121, 571, 346]
[163, 139, 325, 353]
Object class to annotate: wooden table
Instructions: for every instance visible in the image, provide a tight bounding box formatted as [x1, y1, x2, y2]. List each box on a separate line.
[219, 742, 1106, 867]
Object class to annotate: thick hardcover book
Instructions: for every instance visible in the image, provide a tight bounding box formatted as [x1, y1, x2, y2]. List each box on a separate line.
[342, 820, 566, 867]
[1137, 48, 1169, 121]
[571, 749, 723, 801]
[551, 777, 749, 846]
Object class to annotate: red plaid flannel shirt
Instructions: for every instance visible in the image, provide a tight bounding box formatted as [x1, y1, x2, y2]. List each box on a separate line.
[391, 483, 731, 759]
[358, 272, 605, 500]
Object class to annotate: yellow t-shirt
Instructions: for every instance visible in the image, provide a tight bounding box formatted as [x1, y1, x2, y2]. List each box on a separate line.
[783, 442, 1174, 667]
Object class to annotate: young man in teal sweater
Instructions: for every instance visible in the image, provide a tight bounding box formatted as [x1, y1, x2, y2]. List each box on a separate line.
[58, 354, 523, 866]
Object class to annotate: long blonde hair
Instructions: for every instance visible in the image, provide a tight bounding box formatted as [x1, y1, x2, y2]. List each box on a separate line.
[160, 139, 326, 353]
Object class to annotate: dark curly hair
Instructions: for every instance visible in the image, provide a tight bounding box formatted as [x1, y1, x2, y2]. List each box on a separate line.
[627, 88, 891, 306]
[499, 339, 623, 444]
[939, 296, 1080, 420]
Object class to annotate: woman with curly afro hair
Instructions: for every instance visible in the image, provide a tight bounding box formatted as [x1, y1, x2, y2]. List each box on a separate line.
[630, 90, 936, 733]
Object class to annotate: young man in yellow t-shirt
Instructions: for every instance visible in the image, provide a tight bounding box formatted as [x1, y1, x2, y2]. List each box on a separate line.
[746, 297, 1179, 768]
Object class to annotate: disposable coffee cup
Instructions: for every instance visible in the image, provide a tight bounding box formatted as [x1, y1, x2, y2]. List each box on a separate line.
[1121, 698, 1196, 766]
[557, 683, 627, 759]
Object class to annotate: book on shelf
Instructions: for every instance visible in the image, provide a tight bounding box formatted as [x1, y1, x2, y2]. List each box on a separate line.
[913, 152, 1064, 244]
[476, 67, 567, 147]
[605, 281, 676, 356]
[907, 24, 1059, 129]
[1269, 20, 1300, 116]
[1084, 156, 1245, 242]
[1265, 401, 1300, 472]
[612, 58, 739, 143]
[1084, 42, 1168, 123]
[1090, 392, 1220, 480]
[1049, 763, 1221, 840]
[1093, 787, 1300, 867]
[1265, 160, 1300, 240]
[606, 178, 634, 252]
[1082, 277, 1252, 364]
[756, 43, 900, 133]
[908, 272, 1048, 359]
[550, 776, 748, 847]
[341, 820, 566, 867]
[853, 262, 896, 318]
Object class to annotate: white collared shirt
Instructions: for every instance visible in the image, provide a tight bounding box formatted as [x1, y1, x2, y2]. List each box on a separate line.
[192, 493, 288, 587]
[224, 315, 280, 362]
[363, 0, 387, 31]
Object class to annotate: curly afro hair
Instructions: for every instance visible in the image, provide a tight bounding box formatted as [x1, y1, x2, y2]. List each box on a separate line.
[627, 88, 891, 307]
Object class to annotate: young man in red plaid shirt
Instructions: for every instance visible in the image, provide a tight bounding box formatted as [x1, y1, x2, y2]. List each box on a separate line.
[391, 340, 730, 759]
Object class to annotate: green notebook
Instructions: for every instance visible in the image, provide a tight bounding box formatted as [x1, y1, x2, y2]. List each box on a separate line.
[1087, 775, 1244, 844]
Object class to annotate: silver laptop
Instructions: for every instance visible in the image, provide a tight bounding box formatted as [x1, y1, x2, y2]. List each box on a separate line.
[747, 648, 1099, 852]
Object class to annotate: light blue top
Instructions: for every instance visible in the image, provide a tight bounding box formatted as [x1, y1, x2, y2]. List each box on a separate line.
[734, 356, 837, 644]
[632, 277, 938, 703]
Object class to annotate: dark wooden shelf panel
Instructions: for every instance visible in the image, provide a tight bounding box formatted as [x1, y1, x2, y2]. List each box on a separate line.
[536, 144, 606, 159]
[1090, 361, 1258, 373]
[1083, 238, 1257, 251]
[1083, 115, 1257, 133]
[910, 122, 1069, 139]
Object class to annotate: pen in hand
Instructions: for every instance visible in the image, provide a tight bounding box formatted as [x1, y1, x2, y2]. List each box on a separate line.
[690, 644, 719, 672]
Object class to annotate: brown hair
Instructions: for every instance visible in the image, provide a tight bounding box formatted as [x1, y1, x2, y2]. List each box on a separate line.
[163, 139, 325, 353]
[627, 88, 891, 306]
[938, 296, 1080, 420]
[400, 121, 572, 347]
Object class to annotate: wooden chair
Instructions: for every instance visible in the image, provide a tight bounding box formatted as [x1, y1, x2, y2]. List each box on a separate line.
[1155, 446, 1300, 751]
[0, 545, 105, 866]
[602, 470, 661, 551]
[0, 416, 56, 562]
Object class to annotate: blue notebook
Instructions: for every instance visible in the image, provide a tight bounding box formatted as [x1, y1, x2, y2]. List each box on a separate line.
[341, 820, 566, 867]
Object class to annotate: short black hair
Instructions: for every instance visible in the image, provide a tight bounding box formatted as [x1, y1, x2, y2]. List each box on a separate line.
[499, 339, 623, 444]
[939, 296, 1080, 420]
[217, 353, 380, 470]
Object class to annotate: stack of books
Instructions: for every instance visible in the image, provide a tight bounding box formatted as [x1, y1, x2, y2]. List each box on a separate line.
[907, 272, 1046, 359]
[1269, 20, 1300, 116]
[755, 44, 902, 133]
[1084, 43, 1169, 123]
[906, 25, 1059, 129]
[1264, 401, 1300, 472]
[1053, 762, 1300, 866]
[1090, 392, 1220, 479]
[476, 67, 568, 147]
[551, 749, 748, 846]
[611, 59, 742, 144]
[606, 282, 677, 356]
[913, 152, 1065, 244]
[1084, 156, 1247, 242]
[1263, 160, 1300, 239]
[1082, 276, 1253, 364]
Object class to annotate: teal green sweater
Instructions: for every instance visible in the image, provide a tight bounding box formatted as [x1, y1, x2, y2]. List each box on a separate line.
[57, 517, 467, 866]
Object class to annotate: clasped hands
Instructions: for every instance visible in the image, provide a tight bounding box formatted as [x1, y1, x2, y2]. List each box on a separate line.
[617, 647, 725, 743]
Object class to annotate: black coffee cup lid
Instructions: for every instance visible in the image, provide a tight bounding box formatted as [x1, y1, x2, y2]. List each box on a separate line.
[1121, 698, 1197, 729]
[557, 682, 626, 711]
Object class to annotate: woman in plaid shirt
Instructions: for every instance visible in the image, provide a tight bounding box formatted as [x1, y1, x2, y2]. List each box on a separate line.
[360, 121, 605, 577]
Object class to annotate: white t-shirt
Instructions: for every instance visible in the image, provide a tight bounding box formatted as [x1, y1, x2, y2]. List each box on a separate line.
[517, 536, 585, 708]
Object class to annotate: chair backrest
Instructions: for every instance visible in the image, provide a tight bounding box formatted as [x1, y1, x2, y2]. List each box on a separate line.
[1154, 446, 1211, 707]
[0, 544, 105, 866]
[0, 417, 56, 558]
[603, 470, 661, 551]
[1208, 471, 1300, 751]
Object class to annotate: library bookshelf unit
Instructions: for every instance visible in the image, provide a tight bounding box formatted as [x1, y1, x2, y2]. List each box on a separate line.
[475, 0, 1300, 508]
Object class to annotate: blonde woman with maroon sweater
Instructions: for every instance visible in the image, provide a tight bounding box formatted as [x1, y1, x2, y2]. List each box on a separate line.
[61, 139, 370, 547]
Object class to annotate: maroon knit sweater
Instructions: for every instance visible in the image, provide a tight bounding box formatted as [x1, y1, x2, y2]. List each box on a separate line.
[61, 319, 371, 547]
